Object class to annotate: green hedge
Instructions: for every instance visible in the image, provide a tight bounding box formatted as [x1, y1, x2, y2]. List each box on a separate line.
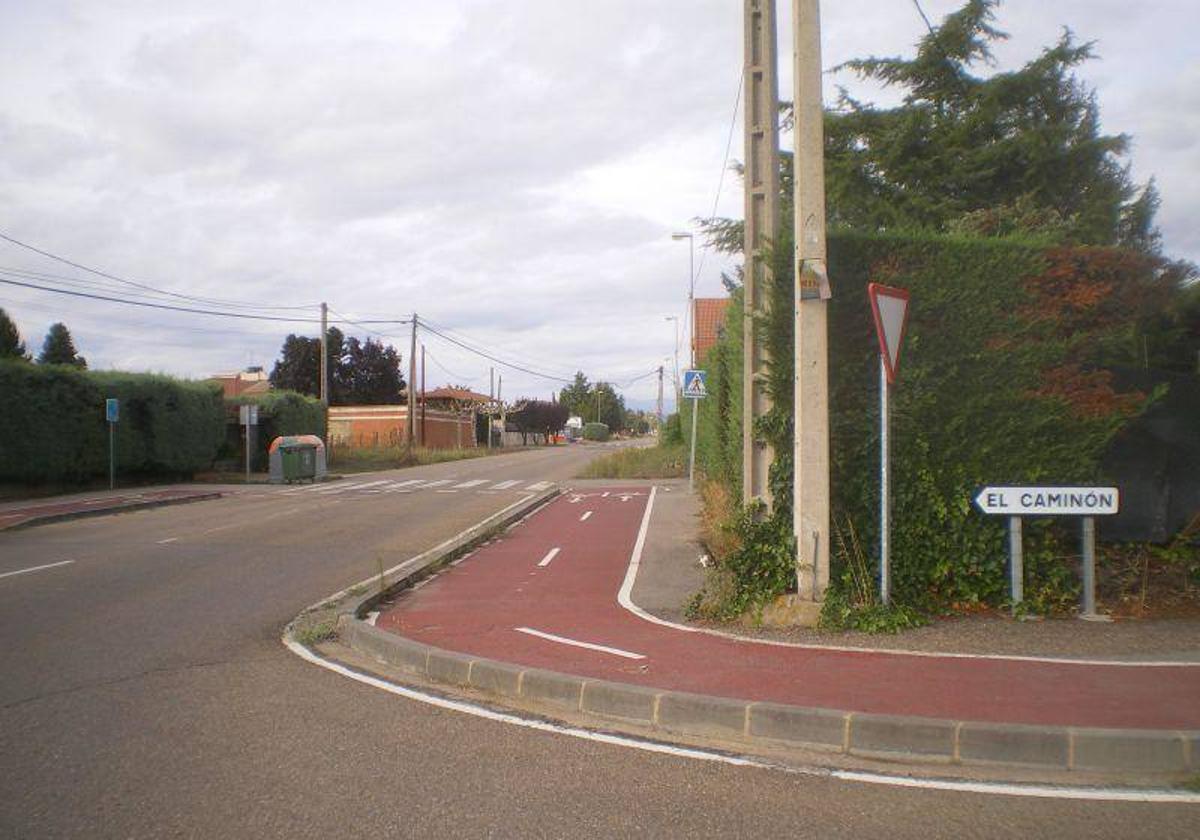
[695, 230, 1166, 614]
[583, 422, 610, 441]
[227, 390, 325, 469]
[0, 362, 225, 483]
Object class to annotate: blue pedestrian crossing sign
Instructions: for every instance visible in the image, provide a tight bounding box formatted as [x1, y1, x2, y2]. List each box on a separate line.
[105, 398, 119, 423]
[682, 369, 708, 399]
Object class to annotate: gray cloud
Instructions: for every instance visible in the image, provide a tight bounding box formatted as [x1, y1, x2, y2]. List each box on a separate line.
[0, 0, 1193, 407]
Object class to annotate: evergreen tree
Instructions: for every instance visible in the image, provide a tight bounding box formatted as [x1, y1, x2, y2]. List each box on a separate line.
[38, 322, 87, 368]
[343, 337, 405, 404]
[822, 0, 1145, 246]
[557, 371, 592, 418]
[269, 327, 348, 401]
[700, 0, 1161, 251]
[0, 308, 29, 360]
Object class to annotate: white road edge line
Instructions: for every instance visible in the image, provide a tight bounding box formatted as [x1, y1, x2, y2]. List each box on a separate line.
[580, 511, 593, 522]
[0, 559, 75, 580]
[514, 626, 645, 660]
[282, 639, 1200, 804]
[537, 547, 561, 567]
[616, 486, 1200, 669]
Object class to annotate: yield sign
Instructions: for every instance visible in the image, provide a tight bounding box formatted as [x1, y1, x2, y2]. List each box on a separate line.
[867, 283, 910, 384]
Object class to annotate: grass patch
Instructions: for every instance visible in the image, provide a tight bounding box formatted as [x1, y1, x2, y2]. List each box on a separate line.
[577, 443, 686, 479]
[293, 621, 337, 646]
[329, 445, 528, 474]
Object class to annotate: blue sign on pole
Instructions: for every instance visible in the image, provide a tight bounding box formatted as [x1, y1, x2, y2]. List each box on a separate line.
[682, 369, 707, 399]
[106, 398, 119, 423]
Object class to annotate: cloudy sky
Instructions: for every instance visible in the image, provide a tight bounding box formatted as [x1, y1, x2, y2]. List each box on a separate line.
[1, 0, 1196, 410]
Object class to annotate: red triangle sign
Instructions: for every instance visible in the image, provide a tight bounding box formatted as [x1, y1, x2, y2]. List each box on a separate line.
[868, 283, 910, 384]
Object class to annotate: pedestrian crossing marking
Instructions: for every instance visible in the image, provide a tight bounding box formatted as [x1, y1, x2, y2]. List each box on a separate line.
[275, 477, 557, 497]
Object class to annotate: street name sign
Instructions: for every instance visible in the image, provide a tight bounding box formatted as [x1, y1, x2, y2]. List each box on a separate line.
[974, 486, 1120, 517]
[867, 283, 910, 385]
[682, 369, 708, 400]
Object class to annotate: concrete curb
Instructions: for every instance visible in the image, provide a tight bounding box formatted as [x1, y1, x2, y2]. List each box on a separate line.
[289, 488, 561, 637]
[281, 482, 1197, 778]
[0, 492, 223, 533]
[340, 614, 1200, 777]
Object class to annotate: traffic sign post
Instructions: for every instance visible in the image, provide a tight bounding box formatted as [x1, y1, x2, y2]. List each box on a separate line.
[867, 284, 910, 605]
[105, 399, 119, 490]
[682, 370, 707, 494]
[240, 404, 259, 482]
[973, 485, 1120, 619]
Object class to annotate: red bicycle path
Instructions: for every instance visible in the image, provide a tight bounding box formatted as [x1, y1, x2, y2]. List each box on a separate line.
[375, 487, 1200, 731]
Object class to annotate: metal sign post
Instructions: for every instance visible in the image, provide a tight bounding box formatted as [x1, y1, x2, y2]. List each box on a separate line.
[240, 404, 259, 482]
[867, 284, 910, 605]
[974, 485, 1120, 619]
[105, 399, 119, 490]
[683, 370, 708, 494]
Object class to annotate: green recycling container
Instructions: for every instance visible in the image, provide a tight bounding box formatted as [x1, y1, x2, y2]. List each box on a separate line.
[280, 442, 317, 483]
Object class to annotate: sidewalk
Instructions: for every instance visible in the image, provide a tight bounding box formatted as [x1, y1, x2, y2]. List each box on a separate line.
[349, 481, 1200, 776]
[0, 486, 223, 532]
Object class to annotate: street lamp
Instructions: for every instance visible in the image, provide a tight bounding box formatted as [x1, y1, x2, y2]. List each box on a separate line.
[671, 232, 695, 367]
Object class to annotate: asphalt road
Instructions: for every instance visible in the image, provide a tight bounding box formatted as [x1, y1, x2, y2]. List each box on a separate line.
[1, 445, 1196, 839]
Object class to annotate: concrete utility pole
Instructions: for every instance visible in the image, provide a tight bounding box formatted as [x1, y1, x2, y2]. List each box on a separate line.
[743, 0, 780, 512]
[488, 367, 495, 450]
[793, 0, 832, 608]
[409, 313, 418, 448]
[319, 302, 329, 407]
[657, 365, 664, 432]
[420, 343, 427, 447]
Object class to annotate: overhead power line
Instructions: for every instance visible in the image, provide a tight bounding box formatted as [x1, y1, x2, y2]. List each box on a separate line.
[0, 229, 319, 312]
[0, 276, 328, 323]
[692, 70, 744, 292]
[418, 318, 575, 385]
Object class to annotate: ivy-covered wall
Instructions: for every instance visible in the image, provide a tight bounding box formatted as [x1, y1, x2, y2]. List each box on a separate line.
[694, 231, 1167, 613]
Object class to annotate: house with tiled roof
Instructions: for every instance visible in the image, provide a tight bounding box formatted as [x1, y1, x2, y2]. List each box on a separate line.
[692, 298, 731, 367]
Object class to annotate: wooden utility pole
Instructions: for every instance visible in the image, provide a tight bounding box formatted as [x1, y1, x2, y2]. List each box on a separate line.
[408, 313, 418, 448]
[793, 0, 831, 607]
[743, 0, 780, 511]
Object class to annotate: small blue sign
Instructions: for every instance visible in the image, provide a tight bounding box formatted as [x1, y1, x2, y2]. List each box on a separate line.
[106, 398, 119, 423]
[682, 369, 707, 399]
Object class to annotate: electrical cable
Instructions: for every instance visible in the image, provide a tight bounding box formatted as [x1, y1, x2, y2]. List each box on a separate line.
[0, 276, 327, 323]
[418, 318, 576, 384]
[418, 315, 580, 379]
[691, 69, 744, 294]
[0, 230, 320, 312]
[423, 348, 482, 385]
